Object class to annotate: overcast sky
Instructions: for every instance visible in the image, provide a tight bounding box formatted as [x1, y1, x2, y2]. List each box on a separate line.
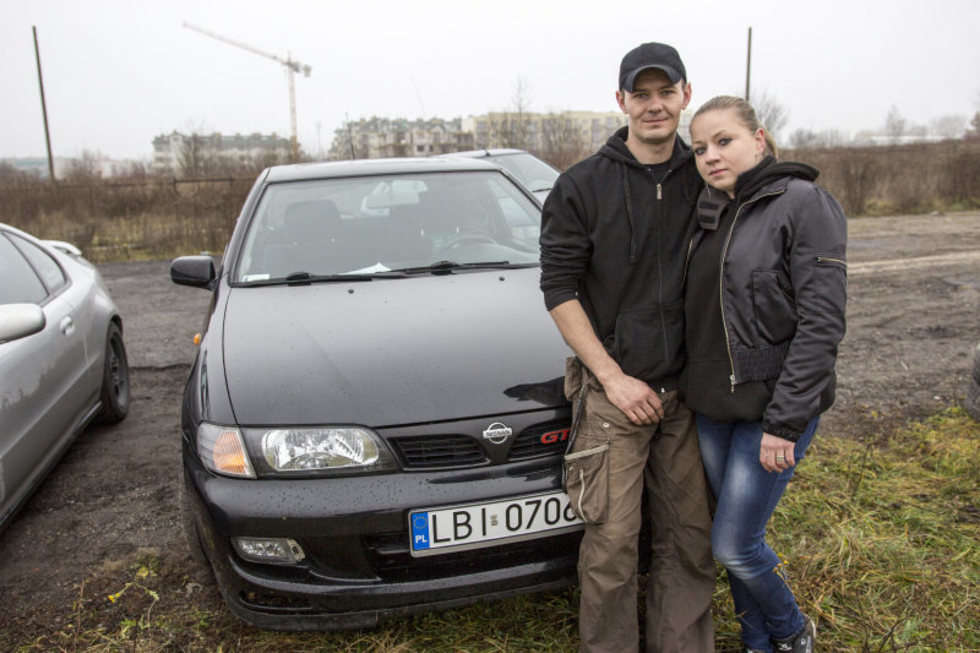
[3, 0, 979, 160]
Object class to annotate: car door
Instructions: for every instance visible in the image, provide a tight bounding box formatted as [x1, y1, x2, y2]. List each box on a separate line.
[0, 231, 86, 521]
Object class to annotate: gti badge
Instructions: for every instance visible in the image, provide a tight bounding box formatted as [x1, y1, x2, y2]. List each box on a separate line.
[482, 422, 513, 445]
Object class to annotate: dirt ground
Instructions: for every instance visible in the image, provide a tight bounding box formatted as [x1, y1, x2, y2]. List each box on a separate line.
[1, 211, 978, 646]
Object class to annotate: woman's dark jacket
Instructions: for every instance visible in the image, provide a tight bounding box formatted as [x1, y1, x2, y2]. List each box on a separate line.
[540, 127, 702, 387]
[683, 158, 847, 440]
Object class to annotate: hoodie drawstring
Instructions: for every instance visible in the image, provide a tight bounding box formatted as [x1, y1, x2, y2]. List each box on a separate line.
[622, 162, 638, 263]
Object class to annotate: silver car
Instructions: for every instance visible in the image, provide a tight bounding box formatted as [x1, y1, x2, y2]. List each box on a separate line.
[0, 223, 130, 532]
[445, 149, 560, 203]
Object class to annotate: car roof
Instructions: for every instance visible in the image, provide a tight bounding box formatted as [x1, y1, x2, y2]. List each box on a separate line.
[445, 148, 529, 158]
[264, 156, 502, 183]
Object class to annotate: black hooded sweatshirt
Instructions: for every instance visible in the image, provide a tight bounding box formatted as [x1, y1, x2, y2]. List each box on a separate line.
[682, 156, 848, 439]
[539, 126, 703, 387]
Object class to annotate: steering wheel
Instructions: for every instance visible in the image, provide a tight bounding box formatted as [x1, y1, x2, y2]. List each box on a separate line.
[437, 232, 497, 252]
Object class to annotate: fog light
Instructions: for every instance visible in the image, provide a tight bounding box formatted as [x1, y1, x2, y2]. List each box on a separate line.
[232, 537, 305, 564]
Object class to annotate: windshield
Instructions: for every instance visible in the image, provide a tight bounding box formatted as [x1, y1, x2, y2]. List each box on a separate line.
[234, 170, 542, 283]
[488, 153, 559, 192]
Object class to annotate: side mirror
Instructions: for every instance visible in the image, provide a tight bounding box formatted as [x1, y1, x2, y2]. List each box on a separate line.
[171, 256, 217, 290]
[0, 304, 46, 343]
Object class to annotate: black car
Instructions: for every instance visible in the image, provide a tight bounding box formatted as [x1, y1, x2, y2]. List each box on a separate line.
[171, 157, 581, 630]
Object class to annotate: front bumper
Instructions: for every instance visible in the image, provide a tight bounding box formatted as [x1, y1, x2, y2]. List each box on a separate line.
[183, 445, 582, 630]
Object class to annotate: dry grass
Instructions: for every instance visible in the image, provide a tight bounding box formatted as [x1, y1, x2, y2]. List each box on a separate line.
[2, 140, 979, 266]
[3, 407, 976, 652]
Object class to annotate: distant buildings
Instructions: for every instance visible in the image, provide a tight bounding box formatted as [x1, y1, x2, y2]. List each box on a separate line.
[327, 111, 633, 166]
[0, 155, 145, 180]
[461, 111, 629, 152]
[326, 117, 475, 160]
[1, 157, 70, 179]
[151, 131, 291, 175]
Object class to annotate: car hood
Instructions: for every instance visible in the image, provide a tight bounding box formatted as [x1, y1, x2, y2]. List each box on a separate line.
[221, 268, 571, 427]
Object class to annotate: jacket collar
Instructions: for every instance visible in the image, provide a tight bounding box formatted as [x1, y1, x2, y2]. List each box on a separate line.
[599, 126, 692, 170]
[696, 158, 820, 231]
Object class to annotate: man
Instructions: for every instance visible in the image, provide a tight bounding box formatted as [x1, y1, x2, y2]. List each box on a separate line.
[539, 42, 715, 652]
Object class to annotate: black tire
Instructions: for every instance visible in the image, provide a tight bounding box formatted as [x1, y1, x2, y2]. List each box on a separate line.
[972, 343, 980, 385]
[966, 379, 980, 422]
[95, 322, 130, 424]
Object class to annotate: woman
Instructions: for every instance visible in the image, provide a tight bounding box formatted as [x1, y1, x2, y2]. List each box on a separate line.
[683, 96, 847, 653]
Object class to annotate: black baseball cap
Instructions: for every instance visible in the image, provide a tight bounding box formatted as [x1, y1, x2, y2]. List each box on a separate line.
[619, 42, 686, 91]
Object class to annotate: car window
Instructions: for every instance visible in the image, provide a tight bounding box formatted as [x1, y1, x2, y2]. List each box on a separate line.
[235, 170, 542, 282]
[488, 153, 559, 193]
[8, 234, 67, 294]
[0, 233, 48, 304]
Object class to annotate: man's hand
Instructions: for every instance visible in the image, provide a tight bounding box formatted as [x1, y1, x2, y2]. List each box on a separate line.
[546, 300, 663, 426]
[602, 372, 664, 425]
[759, 432, 796, 472]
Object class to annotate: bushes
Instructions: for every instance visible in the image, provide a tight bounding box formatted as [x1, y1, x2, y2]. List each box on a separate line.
[783, 140, 980, 216]
[0, 176, 253, 262]
[2, 140, 979, 263]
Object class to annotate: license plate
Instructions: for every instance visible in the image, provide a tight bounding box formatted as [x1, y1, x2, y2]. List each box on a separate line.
[408, 490, 583, 557]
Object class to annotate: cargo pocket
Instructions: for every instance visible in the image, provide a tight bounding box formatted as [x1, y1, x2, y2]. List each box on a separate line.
[563, 432, 610, 525]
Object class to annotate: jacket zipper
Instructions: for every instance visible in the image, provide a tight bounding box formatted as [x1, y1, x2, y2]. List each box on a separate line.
[652, 169, 672, 364]
[816, 256, 847, 267]
[682, 235, 696, 287]
[718, 188, 786, 393]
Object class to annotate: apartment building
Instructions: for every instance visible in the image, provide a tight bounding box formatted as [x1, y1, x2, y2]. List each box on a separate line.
[151, 131, 291, 174]
[461, 111, 629, 152]
[327, 117, 475, 160]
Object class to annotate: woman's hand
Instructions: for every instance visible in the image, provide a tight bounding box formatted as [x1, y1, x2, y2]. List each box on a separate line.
[760, 432, 796, 472]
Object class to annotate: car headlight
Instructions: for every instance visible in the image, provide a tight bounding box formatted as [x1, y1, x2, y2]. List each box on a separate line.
[253, 426, 396, 473]
[197, 423, 256, 478]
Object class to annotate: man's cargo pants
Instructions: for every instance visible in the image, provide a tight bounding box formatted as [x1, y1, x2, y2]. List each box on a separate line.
[563, 357, 715, 653]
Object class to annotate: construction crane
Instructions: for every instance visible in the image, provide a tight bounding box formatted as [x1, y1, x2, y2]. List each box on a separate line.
[182, 21, 311, 161]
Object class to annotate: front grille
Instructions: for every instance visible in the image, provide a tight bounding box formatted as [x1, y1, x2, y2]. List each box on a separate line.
[390, 434, 488, 469]
[508, 418, 571, 460]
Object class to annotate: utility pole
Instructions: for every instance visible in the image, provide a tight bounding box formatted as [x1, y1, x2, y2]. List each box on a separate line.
[182, 22, 311, 161]
[745, 26, 753, 101]
[32, 26, 56, 182]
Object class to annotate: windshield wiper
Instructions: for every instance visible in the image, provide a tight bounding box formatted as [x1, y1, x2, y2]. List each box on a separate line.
[238, 270, 406, 287]
[390, 260, 537, 275]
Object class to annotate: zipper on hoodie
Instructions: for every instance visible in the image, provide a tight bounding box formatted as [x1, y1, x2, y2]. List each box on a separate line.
[651, 168, 674, 364]
[718, 188, 786, 393]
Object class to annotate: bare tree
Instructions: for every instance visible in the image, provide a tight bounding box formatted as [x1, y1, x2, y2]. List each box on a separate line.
[0, 160, 31, 184]
[64, 150, 103, 183]
[884, 106, 907, 144]
[906, 123, 928, 140]
[929, 114, 967, 140]
[966, 112, 980, 141]
[489, 76, 534, 149]
[750, 90, 789, 143]
[788, 128, 848, 150]
[178, 132, 213, 178]
[788, 128, 819, 150]
[539, 112, 588, 169]
[853, 130, 876, 146]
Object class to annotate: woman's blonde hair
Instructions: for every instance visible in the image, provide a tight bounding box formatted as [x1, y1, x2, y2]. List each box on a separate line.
[691, 95, 778, 158]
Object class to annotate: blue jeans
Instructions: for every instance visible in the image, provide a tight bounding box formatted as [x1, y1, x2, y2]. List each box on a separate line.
[696, 414, 818, 651]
